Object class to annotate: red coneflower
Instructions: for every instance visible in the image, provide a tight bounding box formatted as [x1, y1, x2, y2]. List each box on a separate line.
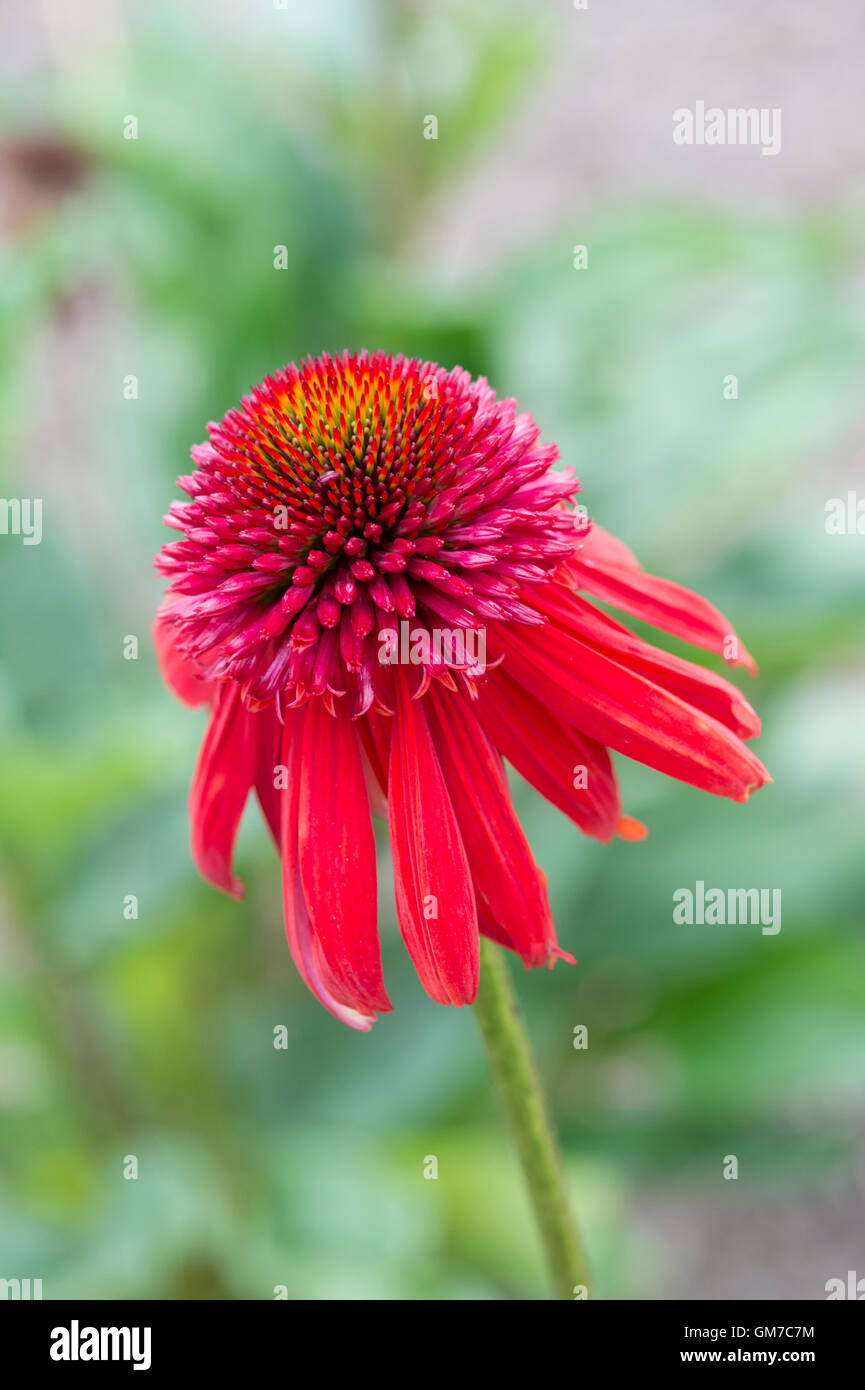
[154, 350, 769, 1030]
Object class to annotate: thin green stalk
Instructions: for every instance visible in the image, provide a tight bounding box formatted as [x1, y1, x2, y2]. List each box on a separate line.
[473, 936, 590, 1300]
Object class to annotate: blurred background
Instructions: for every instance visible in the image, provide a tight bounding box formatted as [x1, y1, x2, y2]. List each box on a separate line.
[1, 0, 864, 1300]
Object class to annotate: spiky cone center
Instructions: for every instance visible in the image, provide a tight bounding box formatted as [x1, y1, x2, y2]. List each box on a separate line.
[155, 351, 584, 716]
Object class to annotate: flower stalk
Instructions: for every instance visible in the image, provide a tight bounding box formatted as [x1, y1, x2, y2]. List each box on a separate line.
[473, 936, 590, 1300]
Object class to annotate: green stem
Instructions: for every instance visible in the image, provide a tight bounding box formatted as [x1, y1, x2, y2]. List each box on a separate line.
[473, 936, 590, 1300]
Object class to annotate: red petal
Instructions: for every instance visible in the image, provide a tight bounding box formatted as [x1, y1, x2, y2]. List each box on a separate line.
[387, 674, 479, 1005]
[575, 526, 640, 570]
[529, 582, 760, 739]
[357, 709, 391, 812]
[618, 815, 648, 841]
[189, 682, 258, 897]
[254, 706, 284, 846]
[493, 620, 770, 802]
[473, 668, 620, 840]
[425, 685, 559, 968]
[279, 708, 380, 1031]
[569, 525, 758, 674]
[298, 700, 391, 1016]
[153, 615, 215, 706]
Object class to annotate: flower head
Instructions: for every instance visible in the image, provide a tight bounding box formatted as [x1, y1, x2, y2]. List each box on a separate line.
[155, 351, 770, 1029]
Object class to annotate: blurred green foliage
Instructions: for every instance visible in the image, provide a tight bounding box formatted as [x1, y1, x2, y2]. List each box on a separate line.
[1, 1, 864, 1299]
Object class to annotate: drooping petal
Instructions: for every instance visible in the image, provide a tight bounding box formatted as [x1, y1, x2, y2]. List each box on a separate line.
[573, 525, 639, 570]
[279, 708, 380, 1031]
[387, 673, 479, 1005]
[298, 699, 391, 1016]
[424, 684, 559, 968]
[528, 582, 761, 739]
[568, 525, 758, 674]
[188, 681, 259, 897]
[492, 619, 771, 802]
[254, 705, 285, 846]
[473, 668, 621, 840]
[618, 815, 648, 841]
[357, 708, 392, 811]
[153, 615, 215, 706]
[360, 746, 389, 818]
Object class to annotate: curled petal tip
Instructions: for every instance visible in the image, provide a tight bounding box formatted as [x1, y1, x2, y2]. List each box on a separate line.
[618, 815, 649, 842]
[730, 648, 759, 677]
